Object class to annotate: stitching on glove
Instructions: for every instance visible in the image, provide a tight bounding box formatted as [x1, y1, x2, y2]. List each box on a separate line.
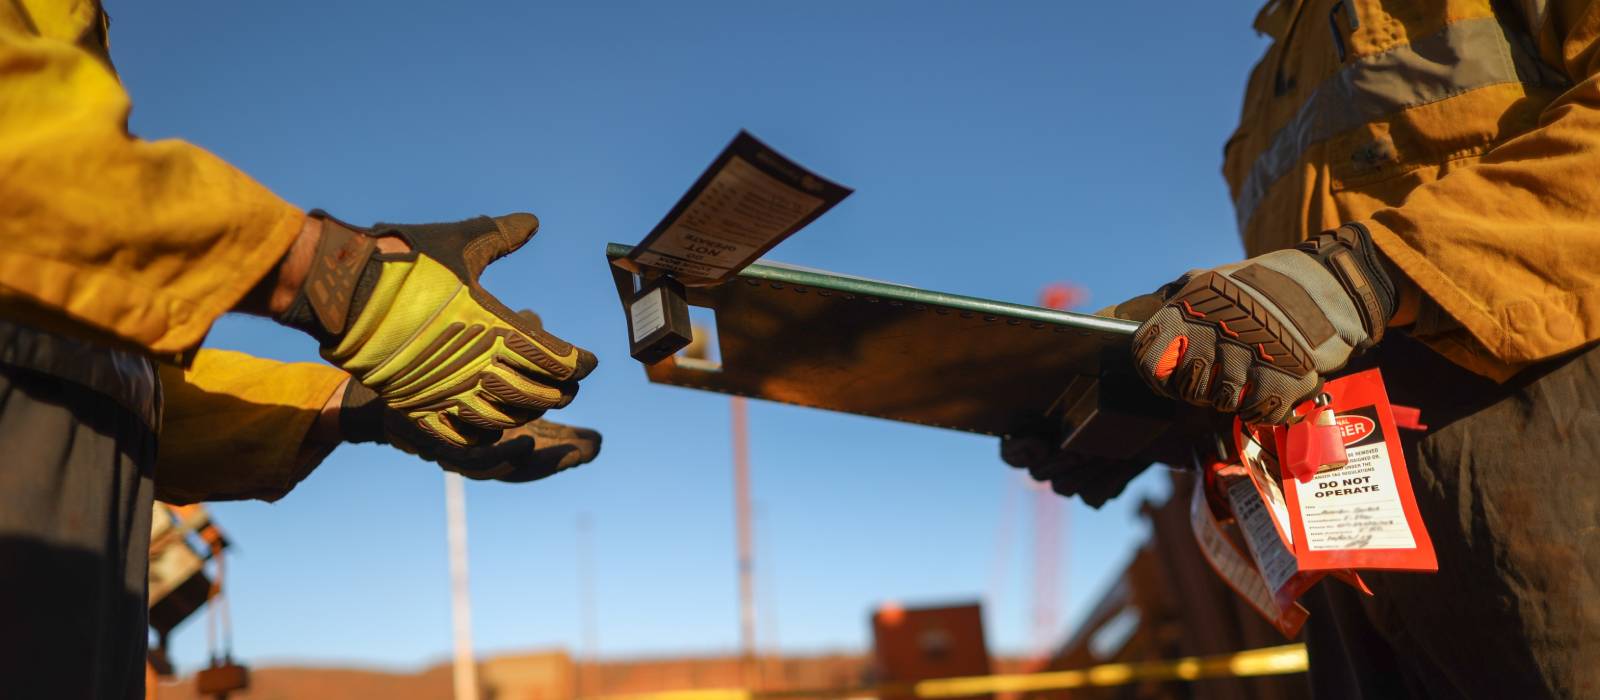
[1171, 271, 1314, 376]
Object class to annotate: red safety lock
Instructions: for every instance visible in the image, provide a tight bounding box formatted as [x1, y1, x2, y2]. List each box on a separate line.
[1283, 394, 1347, 482]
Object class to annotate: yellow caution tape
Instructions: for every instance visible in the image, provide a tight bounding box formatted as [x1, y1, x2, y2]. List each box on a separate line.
[588, 643, 1308, 700]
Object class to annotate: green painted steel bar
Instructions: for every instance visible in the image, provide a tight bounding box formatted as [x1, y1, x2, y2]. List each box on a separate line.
[607, 242, 1142, 436]
[607, 243, 1140, 337]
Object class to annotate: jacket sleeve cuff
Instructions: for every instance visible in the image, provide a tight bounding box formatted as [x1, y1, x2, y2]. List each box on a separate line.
[1361, 216, 1595, 380]
[154, 351, 348, 504]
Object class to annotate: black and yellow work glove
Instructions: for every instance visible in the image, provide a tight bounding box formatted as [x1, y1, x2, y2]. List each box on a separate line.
[341, 375, 601, 482]
[280, 211, 597, 447]
[1131, 224, 1398, 424]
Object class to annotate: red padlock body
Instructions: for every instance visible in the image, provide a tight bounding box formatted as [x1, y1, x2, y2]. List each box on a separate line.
[1283, 407, 1348, 482]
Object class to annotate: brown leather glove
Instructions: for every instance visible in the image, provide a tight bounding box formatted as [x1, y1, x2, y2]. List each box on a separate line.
[340, 378, 601, 482]
[1131, 224, 1398, 424]
[336, 309, 601, 482]
[279, 211, 597, 447]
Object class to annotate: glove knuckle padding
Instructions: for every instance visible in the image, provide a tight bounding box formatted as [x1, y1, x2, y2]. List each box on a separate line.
[1167, 270, 1316, 376]
[1140, 252, 1375, 424]
[1219, 250, 1368, 373]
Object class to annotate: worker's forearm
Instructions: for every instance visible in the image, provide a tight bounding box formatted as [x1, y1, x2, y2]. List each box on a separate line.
[293, 376, 349, 469]
[1388, 278, 1421, 328]
[237, 214, 411, 317]
[154, 350, 350, 503]
[1379, 250, 1420, 328]
[237, 215, 322, 316]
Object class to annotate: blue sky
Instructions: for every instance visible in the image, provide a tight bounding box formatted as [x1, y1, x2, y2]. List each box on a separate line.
[110, 1, 1270, 670]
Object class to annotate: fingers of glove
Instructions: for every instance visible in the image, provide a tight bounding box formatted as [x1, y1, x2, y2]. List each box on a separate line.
[1169, 346, 1216, 406]
[1133, 307, 1201, 397]
[1138, 319, 1217, 405]
[452, 391, 543, 431]
[438, 439, 524, 481]
[394, 411, 516, 476]
[1000, 435, 1053, 469]
[481, 362, 571, 410]
[1237, 368, 1320, 425]
[448, 420, 602, 483]
[1210, 342, 1254, 413]
[495, 315, 599, 383]
[414, 410, 473, 448]
[1024, 447, 1088, 485]
[521, 419, 602, 468]
[461, 287, 594, 383]
[506, 311, 600, 394]
[1070, 460, 1149, 509]
[489, 213, 541, 262]
[1027, 459, 1063, 483]
[1044, 454, 1098, 497]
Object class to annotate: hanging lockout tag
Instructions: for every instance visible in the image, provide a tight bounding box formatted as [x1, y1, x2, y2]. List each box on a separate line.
[621, 131, 853, 287]
[614, 131, 853, 365]
[1224, 427, 1331, 614]
[1189, 459, 1309, 638]
[1276, 369, 1438, 573]
[1283, 394, 1348, 482]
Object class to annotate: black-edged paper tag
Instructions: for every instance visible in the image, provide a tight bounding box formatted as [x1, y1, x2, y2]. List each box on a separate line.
[626, 131, 853, 285]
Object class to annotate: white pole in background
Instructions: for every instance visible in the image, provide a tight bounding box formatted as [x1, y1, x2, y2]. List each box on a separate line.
[731, 397, 757, 687]
[445, 472, 480, 700]
[577, 513, 598, 697]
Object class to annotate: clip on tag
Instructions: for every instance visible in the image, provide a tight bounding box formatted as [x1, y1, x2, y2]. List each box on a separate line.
[1283, 393, 1347, 483]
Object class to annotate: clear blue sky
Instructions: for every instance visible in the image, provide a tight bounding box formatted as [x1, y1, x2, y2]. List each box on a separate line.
[109, 0, 1270, 670]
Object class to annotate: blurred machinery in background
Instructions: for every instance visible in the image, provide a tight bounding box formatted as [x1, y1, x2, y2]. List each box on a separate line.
[146, 503, 248, 700]
[1033, 472, 1304, 700]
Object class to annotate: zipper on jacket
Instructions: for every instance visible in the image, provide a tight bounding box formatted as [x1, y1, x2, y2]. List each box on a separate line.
[1328, 1, 1360, 62]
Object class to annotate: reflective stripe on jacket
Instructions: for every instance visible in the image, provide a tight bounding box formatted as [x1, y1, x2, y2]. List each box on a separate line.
[1226, 0, 1600, 380]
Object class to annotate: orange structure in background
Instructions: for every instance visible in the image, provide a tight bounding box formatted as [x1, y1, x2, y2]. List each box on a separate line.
[872, 602, 994, 700]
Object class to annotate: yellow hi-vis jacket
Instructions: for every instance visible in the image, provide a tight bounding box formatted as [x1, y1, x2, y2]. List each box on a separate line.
[1228, 0, 1600, 380]
[0, 1, 346, 502]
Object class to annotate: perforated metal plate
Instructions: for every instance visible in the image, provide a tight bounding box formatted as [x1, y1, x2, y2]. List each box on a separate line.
[609, 243, 1141, 437]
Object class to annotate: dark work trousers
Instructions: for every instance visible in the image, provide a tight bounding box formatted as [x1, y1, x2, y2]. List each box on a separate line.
[1303, 334, 1600, 699]
[0, 326, 159, 700]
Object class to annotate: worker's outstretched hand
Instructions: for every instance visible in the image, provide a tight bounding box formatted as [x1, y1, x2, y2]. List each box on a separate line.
[340, 376, 601, 482]
[1131, 224, 1397, 424]
[277, 211, 597, 447]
